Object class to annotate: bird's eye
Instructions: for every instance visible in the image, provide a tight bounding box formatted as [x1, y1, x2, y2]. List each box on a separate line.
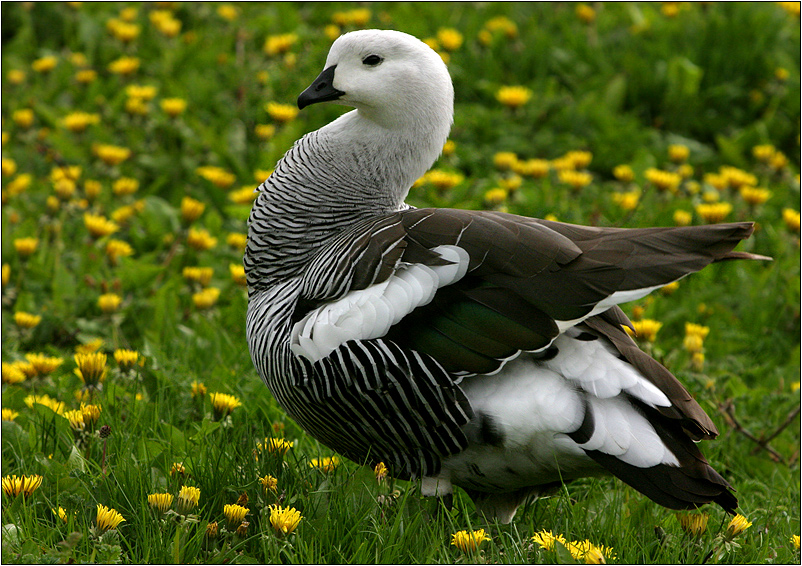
[362, 54, 383, 66]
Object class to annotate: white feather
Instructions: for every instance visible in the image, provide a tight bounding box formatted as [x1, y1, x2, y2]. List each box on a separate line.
[290, 245, 470, 361]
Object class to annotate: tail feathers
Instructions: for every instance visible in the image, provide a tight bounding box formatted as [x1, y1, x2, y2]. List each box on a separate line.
[583, 402, 737, 513]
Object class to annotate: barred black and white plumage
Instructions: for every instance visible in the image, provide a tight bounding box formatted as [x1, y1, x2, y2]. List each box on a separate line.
[245, 29, 766, 523]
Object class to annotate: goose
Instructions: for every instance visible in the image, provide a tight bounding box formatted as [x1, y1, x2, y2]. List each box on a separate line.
[245, 29, 763, 523]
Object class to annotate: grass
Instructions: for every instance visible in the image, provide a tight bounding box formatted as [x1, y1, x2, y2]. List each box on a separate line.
[1, 2, 800, 563]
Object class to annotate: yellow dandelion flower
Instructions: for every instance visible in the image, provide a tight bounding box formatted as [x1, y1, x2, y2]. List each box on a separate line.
[437, 28, 463, 51]
[532, 530, 568, 551]
[226, 232, 248, 250]
[80, 403, 102, 428]
[612, 190, 641, 211]
[2, 263, 9, 286]
[645, 168, 682, 193]
[193, 287, 220, 309]
[98, 293, 122, 314]
[148, 493, 174, 513]
[752, 144, 776, 163]
[217, 4, 239, 20]
[74, 352, 107, 388]
[258, 437, 294, 456]
[791, 534, 800, 550]
[565, 150, 593, 169]
[726, 514, 752, 538]
[64, 409, 86, 431]
[374, 462, 388, 482]
[111, 21, 140, 42]
[495, 85, 532, 108]
[112, 177, 139, 197]
[500, 174, 522, 191]
[14, 237, 39, 257]
[668, 144, 690, 163]
[170, 462, 186, 477]
[108, 56, 140, 75]
[451, 528, 490, 553]
[254, 123, 277, 140]
[2, 474, 43, 498]
[83, 179, 102, 201]
[206, 521, 219, 537]
[224, 503, 249, 525]
[738, 186, 771, 206]
[230, 264, 247, 286]
[14, 311, 41, 328]
[12, 108, 34, 129]
[24, 394, 66, 415]
[125, 85, 158, 101]
[661, 281, 680, 295]
[6, 173, 32, 197]
[484, 188, 508, 206]
[309, 456, 340, 473]
[191, 380, 207, 398]
[558, 169, 593, 190]
[485, 15, 518, 38]
[24, 353, 63, 376]
[575, 3, 596, 24]
[154, 15, 182, 37]
[2, 157, 16, 177]
[7, 69, 26, 84]
[52, 507, 70, 523]
[75, 69, 97, 84]
[114, 349, 140, 370]
[196, 165, 236, 188]
[696, 202, 732, 224]
[514, 158, 550, 178]
[32, 56, 58, 73]
[783, 208, 801, 232]
[96, 504, 125, 532]
[677, 512, 709, 536]
[93, 144, 131, 166]
[678, 163, 694, 178]
[264, 33, 298, 56]
[266, 101, 299, 123]
[187, 227, 217, 251]
[719, 166, 757, 189]
[627, 319, 663, 342]
[673, 209, 692, 226]
[268, 505, 302, 535]
[53, 178, 76, 200]
[183, 266, 214, 286]
[176, 485, 200, 514]
[180, 196, 205, 223]
[210, 392, 242, 417]
[229, 186, 258, 204]
[493, 151, 518, 171]
[125, 96, 149, 116]
[2, 363, 26, 385]
[160, 97, 187, 117]
[613, 164, 635, 183]
[771, 151, 789, 170]
[425, 169, 463, 190]
[105, 239, 134, 264]
[2, 408, 20, 421]
[260, 474, 278, 493]
[685, 322, 710, 340]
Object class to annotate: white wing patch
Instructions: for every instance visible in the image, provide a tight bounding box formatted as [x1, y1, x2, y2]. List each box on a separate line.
[554, 283, 668, 333]
[544, 331, 672, 408]
[291, 245, 470, 362]
[579, 396, 680, 467]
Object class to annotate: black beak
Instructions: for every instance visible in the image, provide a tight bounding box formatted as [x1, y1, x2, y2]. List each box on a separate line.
[297, 65, 345, 109]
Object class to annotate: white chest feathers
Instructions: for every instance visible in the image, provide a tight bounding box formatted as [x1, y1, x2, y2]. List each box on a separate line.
[290, 245, 470, 362]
